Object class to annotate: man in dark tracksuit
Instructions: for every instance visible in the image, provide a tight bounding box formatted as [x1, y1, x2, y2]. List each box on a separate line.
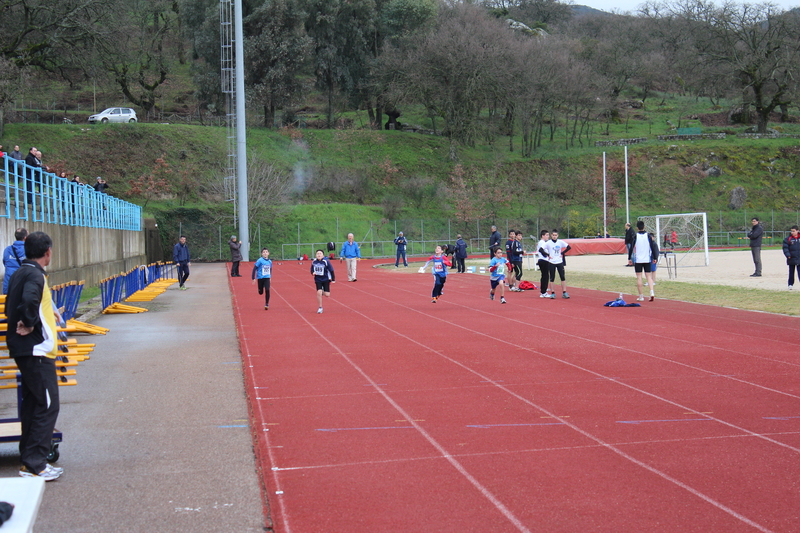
[173, 235, 191, 289]
[6, 231, 63, 481]
[748, 217, 763, 277]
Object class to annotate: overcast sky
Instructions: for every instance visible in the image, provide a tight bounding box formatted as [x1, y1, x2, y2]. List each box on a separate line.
[576, 0, 800, 14]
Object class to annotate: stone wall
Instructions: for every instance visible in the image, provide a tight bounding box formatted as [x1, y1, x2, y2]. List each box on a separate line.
[0, 219, 146, 286]
[594, 138, 648, 147]
[657, 133, 727, 141]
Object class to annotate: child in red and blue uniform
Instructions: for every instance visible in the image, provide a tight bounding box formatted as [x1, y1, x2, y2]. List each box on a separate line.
[421, 246, 451, 303]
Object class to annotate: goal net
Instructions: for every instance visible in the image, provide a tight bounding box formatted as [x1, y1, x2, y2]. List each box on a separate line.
[639, 212, 709, 267]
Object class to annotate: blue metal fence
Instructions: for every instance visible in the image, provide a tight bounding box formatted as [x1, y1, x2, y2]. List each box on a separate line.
[1, 157, 141, 230]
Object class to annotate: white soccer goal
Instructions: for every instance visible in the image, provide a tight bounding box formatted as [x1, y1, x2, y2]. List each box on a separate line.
[639, 212, 709, 267]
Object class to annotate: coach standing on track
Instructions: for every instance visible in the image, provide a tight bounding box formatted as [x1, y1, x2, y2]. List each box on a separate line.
[341, 233, 361, 282]
[748, 217, 763, 277]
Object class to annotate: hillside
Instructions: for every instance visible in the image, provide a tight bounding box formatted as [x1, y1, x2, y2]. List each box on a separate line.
[3, 107, 800, 259]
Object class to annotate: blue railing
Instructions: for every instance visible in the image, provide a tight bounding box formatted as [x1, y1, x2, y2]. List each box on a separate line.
[1, 156, 141, 230]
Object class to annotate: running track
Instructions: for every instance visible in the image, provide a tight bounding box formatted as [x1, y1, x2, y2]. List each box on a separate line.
[230, 258, 800, 533]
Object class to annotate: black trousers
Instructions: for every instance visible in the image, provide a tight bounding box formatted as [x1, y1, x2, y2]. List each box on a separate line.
[432, 275, 446, 298]
[751, 247, 762, 275]
[257, 278, 271, 305]
[13, 356, 60, 473]
[538, 260, 550, 293]
[455, 257, 466, 273]
[177, 262, 190, 287]
[231, 261, 240, 276]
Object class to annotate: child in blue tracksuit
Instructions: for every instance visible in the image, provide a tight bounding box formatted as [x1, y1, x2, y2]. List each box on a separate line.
[251, 248, 273, 309]
[310, 249, 335, 314]
[489, 247, 509, 304]
[421, 246, 451, 303]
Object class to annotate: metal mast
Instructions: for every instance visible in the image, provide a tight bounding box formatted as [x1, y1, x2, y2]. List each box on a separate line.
[219, 0, 249, 261]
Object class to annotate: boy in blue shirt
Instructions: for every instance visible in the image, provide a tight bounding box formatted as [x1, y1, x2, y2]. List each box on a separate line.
[311, 249, 335, 313]
[251, 248, 273, 310]
[489, 247, 509, 304]
[420, 246, 451, 303]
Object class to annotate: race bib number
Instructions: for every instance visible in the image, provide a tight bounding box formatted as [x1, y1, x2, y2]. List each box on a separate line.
[434, 261, 444, 272]
[313, 264, 326, 276]
[260, 264, 271, 277]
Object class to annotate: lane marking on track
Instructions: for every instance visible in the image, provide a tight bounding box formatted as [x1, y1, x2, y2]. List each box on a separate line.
[265, 283, 534, 533]
[315, 426, 417, 432]
[284, 273, 781, 533]
[466, 423, 565, 428]
[616, 419, 714, 425]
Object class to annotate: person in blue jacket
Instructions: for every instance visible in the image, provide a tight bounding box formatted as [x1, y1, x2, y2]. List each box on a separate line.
[340, 233, 361, 281]
[2, 227, 27, 294]
[173, 235, 191, 290]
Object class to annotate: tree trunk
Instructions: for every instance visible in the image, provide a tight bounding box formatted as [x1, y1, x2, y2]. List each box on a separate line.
[780, 104, 789, 122]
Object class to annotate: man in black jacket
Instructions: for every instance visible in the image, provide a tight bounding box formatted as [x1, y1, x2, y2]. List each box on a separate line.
[489, 225, 502, 259]
[748, 217, 763, 277]
[6, 231, 63, 481]
[624, 222, 635, 266]
[23, 147, 42, 206]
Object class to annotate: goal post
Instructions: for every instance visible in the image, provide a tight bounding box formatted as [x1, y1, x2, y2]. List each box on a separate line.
[639, 212, 709, 267]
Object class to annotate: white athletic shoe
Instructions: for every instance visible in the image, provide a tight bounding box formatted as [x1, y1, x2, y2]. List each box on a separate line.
[636, 296, 645, 302]
[540, 293, 548, 298]
[20, 464, 62, 481]
[317, 307, 323, 314]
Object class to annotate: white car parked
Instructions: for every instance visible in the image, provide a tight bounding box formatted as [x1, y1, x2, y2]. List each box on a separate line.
[88, 107, 138, 124]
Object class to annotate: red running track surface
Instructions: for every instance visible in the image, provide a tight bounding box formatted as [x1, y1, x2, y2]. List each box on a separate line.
[230, 258, 800, 533]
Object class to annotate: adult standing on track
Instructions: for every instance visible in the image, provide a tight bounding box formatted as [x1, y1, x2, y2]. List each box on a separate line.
[624, 222, 635, 266]
[454, 234, 467, 273]
[6, 231, 63, 481]
[628, 221, 659, 302]
[489, 225, 502, 259]
[394, 232, 408, 267]
[340, 233, 361, 282]
[782, 225, 800, 290]
[173, 235, 191, 290]
[229, 235, 242, 277]
[748, 217, 763, 277]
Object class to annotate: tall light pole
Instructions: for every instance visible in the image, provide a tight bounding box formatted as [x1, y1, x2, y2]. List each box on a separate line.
[234, 0, 249, 261]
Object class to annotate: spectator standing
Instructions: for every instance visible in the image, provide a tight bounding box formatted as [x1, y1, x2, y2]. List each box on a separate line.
[173, 235, 191, 290]
[93, 177, 109, 193]
[489, 225, 502, 259]
[537, 230, 551, 298]
[24, 147, 41, 206]
[509, 232, 525, 291]
[454, 234, 468, 273]
[628, 221, 659, 302]
[2, 227, 28, 294]
[545, 230, 571, 299]
[8, 146, 23, 163]
[229, 235, 242, 277]
[6, 231, 63, 481]
[747, 217, 763, 277]
[394, 232, 408, 267]
[782, 225, 800, 290]
[340, 233, 361, 282]
[624, 223, 635, 266]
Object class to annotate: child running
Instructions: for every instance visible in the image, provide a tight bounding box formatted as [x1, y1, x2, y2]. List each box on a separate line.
[488, 247, 509, 303]
[310, 249, 335, 313]
[251, 248, 273, 310]
[420, 245, 451, 303]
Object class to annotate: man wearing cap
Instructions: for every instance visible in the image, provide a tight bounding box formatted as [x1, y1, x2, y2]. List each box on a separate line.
[394, 231, 408, 267]
[229, 235, 242, 277]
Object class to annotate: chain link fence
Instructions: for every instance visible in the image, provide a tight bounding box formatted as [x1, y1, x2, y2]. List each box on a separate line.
[157, 210, 800, 262]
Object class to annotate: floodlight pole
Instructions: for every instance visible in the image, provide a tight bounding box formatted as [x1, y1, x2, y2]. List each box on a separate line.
[234, 0, 249, 261]
[603, 152, 607, 238]
[625, 146, 630, 225]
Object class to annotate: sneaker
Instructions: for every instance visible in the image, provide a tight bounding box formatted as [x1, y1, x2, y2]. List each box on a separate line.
[317, 307, 323, 314]
[649, 296, 655, 302]
[540, 293, 548, 298]
[549, 292, 556, 299]
[636, 296, 644, 302]
[500, 297, 507, 304]
[20, 464, 62, 481]
[562, 292, 570, 299]
[750, 273, 761, 277]
[264, 306, 269, 310]
[790, 285, 794, 290]
[431, 297, 437, 303]
[490, 292, 494, 301]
